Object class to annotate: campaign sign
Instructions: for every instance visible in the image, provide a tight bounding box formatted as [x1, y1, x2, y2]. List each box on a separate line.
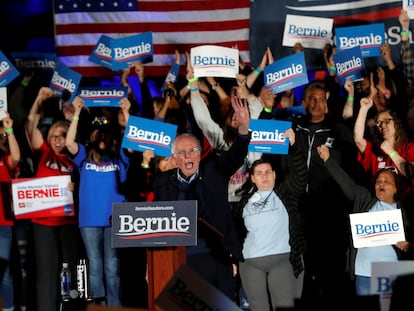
[160, 62, 180, 93]
[403, 0, 414, 19]
[11, 52, 57, 71]
[11, 175, 74, 219]
[249, 119, 291, 154]
[112, 200, 197, 247]
[349, 209, 405, 248]
[111, 32, 153, 71]
[77, 86, 128, 107]
[156, 264, 242, 311]
[121, 115, 177, 157]
[0, 87, 7, 119]
[333, 46, 366, 86]
[88, 35, 113, 70]
[283, 14, 333, 49]
[0, 50, 20, 87]
[191, 45, 239, 78]
[335, 23, 385, 58]
[49, 62, 82, 103]
[372, 261, 414, 311]
[264, 52, 308, 94]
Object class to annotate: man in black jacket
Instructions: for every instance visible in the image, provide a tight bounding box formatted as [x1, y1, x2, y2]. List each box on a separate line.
[153, 95, 251, 298]
[292, 79, 365, 308]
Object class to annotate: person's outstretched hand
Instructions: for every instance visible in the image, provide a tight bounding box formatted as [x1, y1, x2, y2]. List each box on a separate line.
[231, 95, 250, 135]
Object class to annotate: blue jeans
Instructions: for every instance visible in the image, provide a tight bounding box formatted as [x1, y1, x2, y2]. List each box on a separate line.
[0, 226, 12, 260]
[355, 275, 371, 296]
[80, 227, 121, 306]
[0, 226, 13, 310]
[1, 266, 14, 310]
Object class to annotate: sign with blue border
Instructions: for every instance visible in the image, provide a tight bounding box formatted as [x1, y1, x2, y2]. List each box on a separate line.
[0, 50, 20, 87]
[335, 23, 385, 58]
[121, 115, 177, 157]
[88, 35, 113, 70]
[264, 52, 308, 94]
[161, 62, 180, 93]
[49, 62, 82, 103]
[111, 32, 153, 71]
[333, 46, 366, 86]
[249, 119, 291, 154]
[77, 86, 128, 107]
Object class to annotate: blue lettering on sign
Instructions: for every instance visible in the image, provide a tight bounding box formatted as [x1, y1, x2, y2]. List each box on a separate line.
[375, 277, 393, 294]
[288, 24, 328, 38]
[193, 55, 236, 68]
[354, 220, 399, 238]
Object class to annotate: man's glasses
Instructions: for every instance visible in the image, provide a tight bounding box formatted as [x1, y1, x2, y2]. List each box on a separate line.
[376, 118, 393, 128]
[173, 147, 200, 158]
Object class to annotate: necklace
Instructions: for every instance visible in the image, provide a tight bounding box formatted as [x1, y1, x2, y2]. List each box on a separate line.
[251, 190, 273, 211]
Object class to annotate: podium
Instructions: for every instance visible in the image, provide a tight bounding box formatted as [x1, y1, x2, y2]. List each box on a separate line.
[146, 246, 186, 311]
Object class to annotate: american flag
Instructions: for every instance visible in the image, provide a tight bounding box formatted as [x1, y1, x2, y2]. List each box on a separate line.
[54, 0, 250, 77]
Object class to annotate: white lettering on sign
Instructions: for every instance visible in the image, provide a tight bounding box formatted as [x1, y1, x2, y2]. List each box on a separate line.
[95, 42, 111, 58]
[193, 55, 236, 67]
[339, 33, 382, 48]
[113, 42, 151, 60]
[126, 125, 171, 146]
[336, 56, 362, 75]
[117, 212, 190, 234]
[266, 64, 303, 85]
[51, 71, 76, 93]
[288, 24, 328, 38]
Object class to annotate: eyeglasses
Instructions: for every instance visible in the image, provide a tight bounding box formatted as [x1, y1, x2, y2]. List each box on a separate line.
[376, 118, 393, 128]
[173, 147, 200, 158]
[50, 135, 65, 140]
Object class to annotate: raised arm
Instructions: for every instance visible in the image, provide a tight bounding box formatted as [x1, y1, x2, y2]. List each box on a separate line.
[2, 112, 20, 169]
[342, 78, 355, 120]
[353, 97, 373, 153]
[25, 87, 56, 150]
[399, 9, 414, 87]
[66, 96, 83, 155]
[246, 47, 269, 89]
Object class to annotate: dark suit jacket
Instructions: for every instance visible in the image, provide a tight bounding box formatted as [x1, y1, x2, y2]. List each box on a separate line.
[153, 133, 251, 261]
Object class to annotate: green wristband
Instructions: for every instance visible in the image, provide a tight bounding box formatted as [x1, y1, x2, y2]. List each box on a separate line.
[263, 107, 272, 113]
[4, 127, 13, 133]
[188, 77, 198, 83]
[401, 29, 409, 36]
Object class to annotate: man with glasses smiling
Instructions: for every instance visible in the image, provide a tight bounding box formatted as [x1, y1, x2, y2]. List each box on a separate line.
[153, 95, 251, 300]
